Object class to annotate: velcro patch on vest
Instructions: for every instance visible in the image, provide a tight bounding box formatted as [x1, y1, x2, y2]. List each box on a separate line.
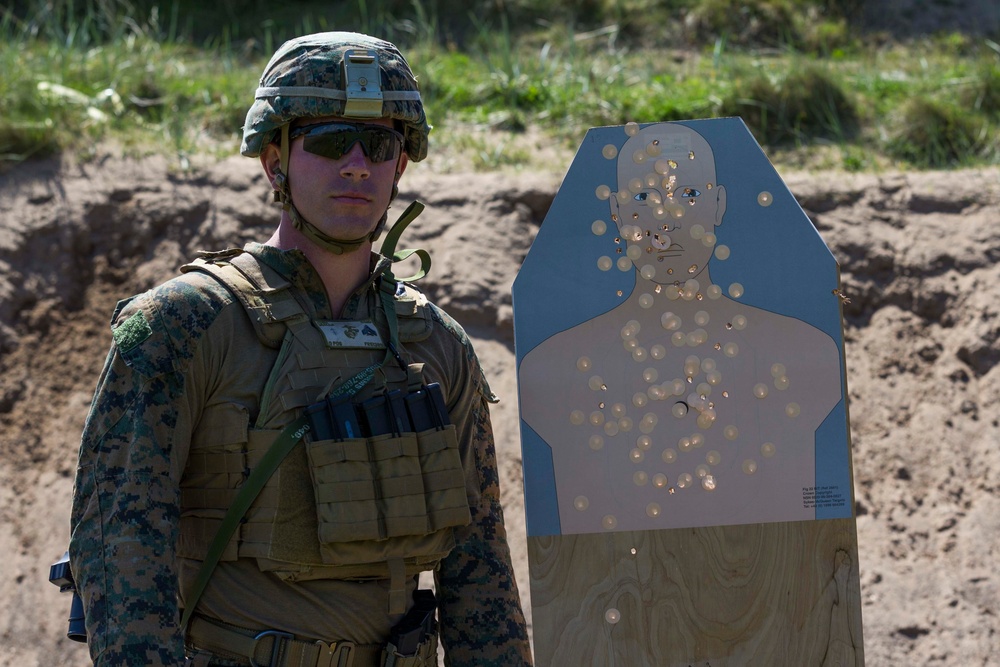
[315, 320, 385, 349]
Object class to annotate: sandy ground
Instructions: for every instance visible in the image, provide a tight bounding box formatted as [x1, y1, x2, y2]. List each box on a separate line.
[1, 151, 998, 665]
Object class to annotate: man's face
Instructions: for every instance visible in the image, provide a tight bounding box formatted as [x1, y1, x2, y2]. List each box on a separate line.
[611, 127, 725, 285]
[279, 116, 407, 243]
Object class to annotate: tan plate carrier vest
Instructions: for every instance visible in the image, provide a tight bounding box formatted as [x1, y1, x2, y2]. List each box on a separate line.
[177, 250, 473, 612]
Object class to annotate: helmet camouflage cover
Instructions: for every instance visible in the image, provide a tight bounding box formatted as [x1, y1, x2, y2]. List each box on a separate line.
[241, 32, 430, 161]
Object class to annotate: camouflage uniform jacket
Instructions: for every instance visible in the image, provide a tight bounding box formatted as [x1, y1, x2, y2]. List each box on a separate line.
[69, 242, 532, 666]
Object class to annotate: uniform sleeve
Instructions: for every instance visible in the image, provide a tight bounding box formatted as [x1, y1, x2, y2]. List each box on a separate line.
[434, 337, 533, 666]
[69, 285, 213, 666]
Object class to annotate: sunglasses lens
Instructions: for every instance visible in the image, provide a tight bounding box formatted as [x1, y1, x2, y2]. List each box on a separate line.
[301, 132, 349, 160]
[299, 125, 401, 163]
[363, 130, 398, 162]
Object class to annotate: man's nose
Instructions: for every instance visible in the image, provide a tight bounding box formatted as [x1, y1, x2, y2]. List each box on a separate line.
[339, 141, 371, 180]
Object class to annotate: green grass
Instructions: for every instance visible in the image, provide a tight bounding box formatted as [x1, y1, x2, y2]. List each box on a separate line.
[1, 1, 999, 171]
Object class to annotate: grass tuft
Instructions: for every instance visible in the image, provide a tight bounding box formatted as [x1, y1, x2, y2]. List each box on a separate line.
[886, 98, 983, 168]
[684, 0, 801, 49]
[963, 61, 1000, 118]
[719, 64, 858, 146]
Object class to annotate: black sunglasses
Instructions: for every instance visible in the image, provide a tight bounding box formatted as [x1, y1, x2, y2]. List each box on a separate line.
[288, 122, 404, 163]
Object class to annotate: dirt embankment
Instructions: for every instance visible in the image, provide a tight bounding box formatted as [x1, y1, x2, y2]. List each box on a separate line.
[1, 154, 998, 665]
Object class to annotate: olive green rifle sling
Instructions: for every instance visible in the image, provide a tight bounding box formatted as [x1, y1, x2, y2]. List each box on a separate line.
[180, 201, 430, 633]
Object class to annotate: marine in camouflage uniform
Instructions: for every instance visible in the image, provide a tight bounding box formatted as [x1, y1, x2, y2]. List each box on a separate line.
[69, 32, 532, 667]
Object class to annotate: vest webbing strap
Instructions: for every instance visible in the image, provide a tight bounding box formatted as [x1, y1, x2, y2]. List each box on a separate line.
[380, 201, 431, 283]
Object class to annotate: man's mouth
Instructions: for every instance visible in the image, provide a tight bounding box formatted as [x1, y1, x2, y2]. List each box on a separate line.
[331, 192, 372, 204]
[658, 243, 684, 254]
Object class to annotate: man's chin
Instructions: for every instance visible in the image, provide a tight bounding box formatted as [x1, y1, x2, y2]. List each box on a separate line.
[311, 217, 382, 242]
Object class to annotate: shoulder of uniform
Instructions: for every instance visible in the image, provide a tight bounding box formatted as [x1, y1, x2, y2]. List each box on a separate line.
[182, 249, 293, 349]
[390, 281, 466, 351]
[393, 281, 470, 348]
[109, 271, 239, 377]
[425, 299, 470, 348]
[393, 281, 435, 343]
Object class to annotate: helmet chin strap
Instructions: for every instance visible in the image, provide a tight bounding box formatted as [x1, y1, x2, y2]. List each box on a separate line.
[272, 124, 401, 256]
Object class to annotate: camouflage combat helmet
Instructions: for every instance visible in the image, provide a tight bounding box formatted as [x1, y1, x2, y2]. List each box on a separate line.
[242, 32, 429, 161]
[242, 32, 430, 254]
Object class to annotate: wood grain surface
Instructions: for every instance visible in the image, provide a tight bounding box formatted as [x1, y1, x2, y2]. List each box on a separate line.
[528, 519, 864, 666]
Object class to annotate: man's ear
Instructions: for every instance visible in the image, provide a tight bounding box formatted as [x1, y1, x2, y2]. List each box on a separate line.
[396, 152, 409, 181]
[714, 185, 727, 226]
[610, 192, 620, 225]
[260, 143, 282, 187]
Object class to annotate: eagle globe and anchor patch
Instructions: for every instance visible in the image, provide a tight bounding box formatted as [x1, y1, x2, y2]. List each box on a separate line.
[315, 320, 385, 349]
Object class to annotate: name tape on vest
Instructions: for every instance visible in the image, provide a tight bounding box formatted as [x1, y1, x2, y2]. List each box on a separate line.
[316, 320, 386, 349]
